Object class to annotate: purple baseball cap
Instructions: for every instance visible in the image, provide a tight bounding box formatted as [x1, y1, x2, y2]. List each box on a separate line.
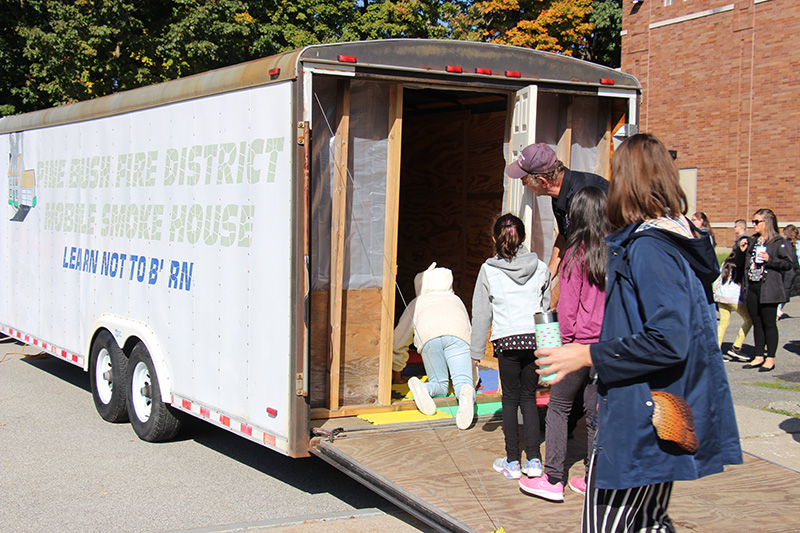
[504, 143, 558, 179]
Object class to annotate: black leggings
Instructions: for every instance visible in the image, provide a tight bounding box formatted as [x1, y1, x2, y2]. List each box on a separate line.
[497, 348, 541, 463]
[745, 284, 779, 359]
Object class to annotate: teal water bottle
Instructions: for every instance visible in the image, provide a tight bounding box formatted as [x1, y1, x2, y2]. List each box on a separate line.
[534, 311, 561, 383]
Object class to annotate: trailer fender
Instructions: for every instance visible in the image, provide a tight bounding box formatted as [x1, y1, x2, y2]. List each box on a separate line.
[89, 315, 173, 401]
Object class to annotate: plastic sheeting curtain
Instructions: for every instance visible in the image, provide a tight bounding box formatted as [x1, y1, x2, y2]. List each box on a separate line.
[310, 78, 390, 291]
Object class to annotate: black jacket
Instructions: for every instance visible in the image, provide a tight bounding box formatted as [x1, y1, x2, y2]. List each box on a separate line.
[782, 241, 800, 299]
[734, 235, 794, 304]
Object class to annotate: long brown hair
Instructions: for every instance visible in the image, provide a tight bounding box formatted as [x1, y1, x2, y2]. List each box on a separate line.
[607, 133, 687, 228]
[784, 224, 799, 246]
[754, 208, 780, 243]
[692, 211, 716, 244]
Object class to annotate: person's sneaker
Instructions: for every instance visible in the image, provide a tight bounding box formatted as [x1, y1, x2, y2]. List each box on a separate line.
[493, 458, 521, 479]
[456, 385, 475, 430]
[568, 476, 587, 495]
[521, 458, 543, 477]
[519, 474, 564, 501]
[407, 377, 436, 415]
[726, 346, 750, 362]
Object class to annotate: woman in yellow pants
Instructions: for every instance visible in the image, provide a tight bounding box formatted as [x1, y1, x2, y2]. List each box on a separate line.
[715, 255, 753, 361]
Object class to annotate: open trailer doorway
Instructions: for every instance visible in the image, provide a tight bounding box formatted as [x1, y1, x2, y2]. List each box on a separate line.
[395, 87, 509, 319]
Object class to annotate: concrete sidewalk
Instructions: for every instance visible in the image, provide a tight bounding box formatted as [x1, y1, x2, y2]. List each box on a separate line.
[721, 297, 800, 474]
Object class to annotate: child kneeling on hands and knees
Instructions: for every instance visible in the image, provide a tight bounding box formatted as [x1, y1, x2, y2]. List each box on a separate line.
[471, 214, 551, 479]
[534, 133, 742, 532]
[393, 262, 475, 430]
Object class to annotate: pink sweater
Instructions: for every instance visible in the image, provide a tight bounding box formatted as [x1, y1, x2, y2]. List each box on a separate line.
[557, 258, 605, 344]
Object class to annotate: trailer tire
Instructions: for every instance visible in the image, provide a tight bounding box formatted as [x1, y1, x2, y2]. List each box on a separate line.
[126, 341, 183, 442]
[89, 330, 129, 422]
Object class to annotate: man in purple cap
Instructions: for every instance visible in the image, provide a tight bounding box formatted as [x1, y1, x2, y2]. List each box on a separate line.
[505, 143, 608, 278]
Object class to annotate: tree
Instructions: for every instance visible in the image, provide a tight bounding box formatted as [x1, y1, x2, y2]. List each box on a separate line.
[1, 0, 621, 116]
[476, 0, 594, 56]
[583, 0, 621, 67]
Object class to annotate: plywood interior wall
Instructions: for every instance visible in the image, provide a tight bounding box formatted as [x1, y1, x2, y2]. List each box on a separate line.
[396, 109, 506, 316]
[310, 289, 383, 407]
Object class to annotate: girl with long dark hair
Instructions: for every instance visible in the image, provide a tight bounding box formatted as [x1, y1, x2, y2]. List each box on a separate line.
[470, 213, 551, 479]
[520, 186, 610, 501]
[736, 209, 794, 371]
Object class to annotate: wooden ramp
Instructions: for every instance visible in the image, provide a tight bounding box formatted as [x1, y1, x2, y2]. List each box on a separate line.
[312, 415, 800, 532]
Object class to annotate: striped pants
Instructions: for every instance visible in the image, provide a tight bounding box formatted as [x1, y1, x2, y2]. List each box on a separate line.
[583, 453, 675, 532]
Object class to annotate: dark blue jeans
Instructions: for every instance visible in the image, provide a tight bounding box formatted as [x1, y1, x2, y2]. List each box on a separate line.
[497, 348, 541, 463]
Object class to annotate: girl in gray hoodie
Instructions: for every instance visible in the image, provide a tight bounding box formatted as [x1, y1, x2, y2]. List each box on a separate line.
[471, 214, 551, 480]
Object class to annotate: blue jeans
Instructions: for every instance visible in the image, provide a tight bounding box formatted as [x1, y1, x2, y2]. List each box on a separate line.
[420, 336, 472, 397]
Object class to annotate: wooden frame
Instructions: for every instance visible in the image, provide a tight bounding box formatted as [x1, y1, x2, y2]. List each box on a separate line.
[377, 84, 404, 406]
[328, 79, 350, 410]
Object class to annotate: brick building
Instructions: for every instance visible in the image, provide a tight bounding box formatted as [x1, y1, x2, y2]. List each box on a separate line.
[621, 0, 799, 246]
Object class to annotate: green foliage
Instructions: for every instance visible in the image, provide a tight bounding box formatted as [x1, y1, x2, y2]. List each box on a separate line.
[0, 0, 622, 116]
[584, 0, 621, 67]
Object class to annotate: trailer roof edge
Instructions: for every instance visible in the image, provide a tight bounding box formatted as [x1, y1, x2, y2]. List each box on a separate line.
[0, 39, 640, 134]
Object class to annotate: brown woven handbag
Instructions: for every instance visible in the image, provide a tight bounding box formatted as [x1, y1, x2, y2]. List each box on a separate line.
[651, 391, 699, 453]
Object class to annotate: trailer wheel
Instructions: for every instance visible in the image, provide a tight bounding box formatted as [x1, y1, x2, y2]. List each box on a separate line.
[89, 330, 129, 422]
[126, 341, 182, 442]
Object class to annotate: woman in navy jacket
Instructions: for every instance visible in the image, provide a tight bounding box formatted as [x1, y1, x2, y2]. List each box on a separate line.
[535, 133, 742, 532]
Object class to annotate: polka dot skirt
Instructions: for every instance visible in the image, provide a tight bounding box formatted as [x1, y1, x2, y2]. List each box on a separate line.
[492, 333, 536, 356]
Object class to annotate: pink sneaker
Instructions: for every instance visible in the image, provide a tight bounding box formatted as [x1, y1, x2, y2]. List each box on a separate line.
[519, 474, 564, 502]
[568, 476, 587, 495]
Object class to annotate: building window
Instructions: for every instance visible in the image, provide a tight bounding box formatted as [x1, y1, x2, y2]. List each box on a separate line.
[665, 0, 673, 5]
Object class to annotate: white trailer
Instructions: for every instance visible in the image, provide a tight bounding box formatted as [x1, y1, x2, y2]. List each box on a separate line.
[1, 39, 639, 531]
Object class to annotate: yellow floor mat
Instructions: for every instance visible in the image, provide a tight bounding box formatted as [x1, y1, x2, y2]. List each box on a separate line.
[358, 409, 453, 425]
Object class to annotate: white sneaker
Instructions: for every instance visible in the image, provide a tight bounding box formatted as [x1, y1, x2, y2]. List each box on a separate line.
[456, 385, 475, 430]
[408, 377, 436, 415]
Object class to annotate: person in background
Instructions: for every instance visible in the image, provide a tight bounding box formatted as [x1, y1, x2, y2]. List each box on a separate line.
[733, 219, 749, 251]
[691, 211, 716, 247]
[735, 210, 794, 372]
[505, 143, 608, 305]
[519, 186, 608, 502]
[714, 254, 753, 361]
[471, 213, 550, 480]
[534, 133, 742, 531]
[394, 263, 475, 430]
[777, 224, 800, 318]
[724, 218, 753, 361]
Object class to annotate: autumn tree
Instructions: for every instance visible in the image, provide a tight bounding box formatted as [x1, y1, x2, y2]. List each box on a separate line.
[476, 0, 593, 57]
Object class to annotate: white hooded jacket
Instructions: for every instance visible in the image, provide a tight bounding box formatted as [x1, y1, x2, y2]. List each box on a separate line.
[392, 263, 472, 371]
